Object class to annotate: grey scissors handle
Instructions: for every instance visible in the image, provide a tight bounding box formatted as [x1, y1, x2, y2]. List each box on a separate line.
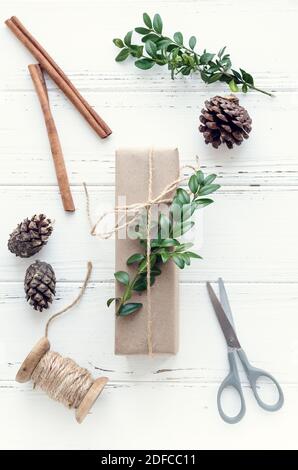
[217, 350, 246, 424]
[237, 349, 284, 412]
[218, 349, 284, 424]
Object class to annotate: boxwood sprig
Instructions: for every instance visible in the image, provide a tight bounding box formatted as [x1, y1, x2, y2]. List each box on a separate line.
[113, 12, 273, 97]
[108, 170, 220, 316]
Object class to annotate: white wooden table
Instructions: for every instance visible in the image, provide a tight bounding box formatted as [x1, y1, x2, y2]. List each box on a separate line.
[1, 0, 298, 450]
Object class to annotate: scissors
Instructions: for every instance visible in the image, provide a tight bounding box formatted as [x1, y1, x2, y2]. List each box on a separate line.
[206, 278, 284, 424]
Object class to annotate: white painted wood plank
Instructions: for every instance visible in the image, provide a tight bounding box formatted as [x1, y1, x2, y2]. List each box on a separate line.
[0, 91, 297, 186]
[1, 0, 297, 451]
[1, 0, 297, 81]
[0, 381, 296, 450]
[1, 186, 297, 282]
[0, 282, 296, 383]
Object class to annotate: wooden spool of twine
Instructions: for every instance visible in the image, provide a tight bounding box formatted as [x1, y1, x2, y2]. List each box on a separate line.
[15, 262, 108, 423]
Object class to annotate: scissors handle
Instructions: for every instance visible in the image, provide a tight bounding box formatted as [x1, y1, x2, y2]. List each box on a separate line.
[217, 351, 246, 424]
[237, 349, 284, 412]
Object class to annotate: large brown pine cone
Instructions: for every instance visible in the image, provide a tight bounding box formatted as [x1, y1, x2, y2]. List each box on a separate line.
[8, 214, 53, 258]
[24, 260, 56, 312]
[199, 95, 252, 149]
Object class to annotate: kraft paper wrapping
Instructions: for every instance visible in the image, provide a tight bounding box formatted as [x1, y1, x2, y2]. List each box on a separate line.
[115, 148, 180, 355]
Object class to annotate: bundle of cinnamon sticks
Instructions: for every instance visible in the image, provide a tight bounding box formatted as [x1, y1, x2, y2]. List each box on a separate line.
[5, 16, 112, 212]
[5, 16, 111, 139]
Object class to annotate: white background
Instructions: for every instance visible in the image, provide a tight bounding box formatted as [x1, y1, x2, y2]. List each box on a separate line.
[0, 0, 298, 450]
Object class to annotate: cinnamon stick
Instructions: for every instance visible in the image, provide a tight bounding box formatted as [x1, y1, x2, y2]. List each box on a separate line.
[5, 16, 111, 139]
[29, 64, 75, 212]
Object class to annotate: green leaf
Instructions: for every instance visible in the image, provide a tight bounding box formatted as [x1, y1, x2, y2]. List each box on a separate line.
[160, 251, 171, 263]
[172, 254, 185, 269]
[135, 27, 151, 35]
[189, 36, 197, 50]
[175, 242, 193, 252]
[153, 13, 163, 34]
[107, 297, 116, 307]
[160, 238, 180, 248]
[196, 170, 205, 184]
[242, 83, 248, 93]
[188, 174, 199, 194]
[114, 271, 130, 285]
[207, 72, 222, 83]
[143, 12, 152, 29]
[218, 46, 226, 58]
[231, 69, 242, 81]
[181, 253, 190, 265]
[180, 202, 197, 220]
[200, 52, 215, 64]
[127, 253, 145, 265]
[130, 45, 144, 58]
[159, 238, 180, 247]
[204, 174, 217, 185]
[159, 213, 171, 237]
[157, 38, 173, 51]
[124, 31, 133, 46]
[138, 254, 157, 273]
[228, 79, 239, 92]
[145, 40, 157, 57]
[119, 302, 143, 316]
[135, 58, 155, 70]
[195, 198, 214, 208]
[174, 32, 183, 45]
[176, 188, 190, 204]
[198, 184, 220, 196]
[187, 251, 202, 259]
[141, 33, 160, 43]
[240, 68, 254, 85]
[113, 38, 124, 48]
[171, 199, 184, 220]
[132, 278, 147, 292]
[172, 220, 194, 238]
[115, 48, 130, 62]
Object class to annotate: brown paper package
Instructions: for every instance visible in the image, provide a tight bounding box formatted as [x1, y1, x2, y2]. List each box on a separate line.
[115, 148, 180, 355]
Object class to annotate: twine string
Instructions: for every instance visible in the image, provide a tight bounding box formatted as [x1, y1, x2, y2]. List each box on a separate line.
[31, 350, 94, 409]
[31, 261, 94, 409]
[44, 261, 93, 338]
[146, 149, 153, 355]
[83, 164, 198, 240]
[84, 153, 200, 356]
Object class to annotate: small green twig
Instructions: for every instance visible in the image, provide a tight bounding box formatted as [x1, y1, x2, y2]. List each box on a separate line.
[113, 12, 272, 97]
[108, 169, 220, 317]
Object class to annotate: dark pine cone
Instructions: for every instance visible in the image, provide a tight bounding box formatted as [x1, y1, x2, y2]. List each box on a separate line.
[199, 95, 252, 149]
[8, 214, 53, 258]
[25, 260, 56, 312]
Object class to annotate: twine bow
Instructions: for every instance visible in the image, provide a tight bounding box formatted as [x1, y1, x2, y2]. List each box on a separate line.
[84, 150, 199, 355]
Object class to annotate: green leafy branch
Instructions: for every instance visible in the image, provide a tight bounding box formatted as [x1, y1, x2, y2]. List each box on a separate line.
[107, 170, 220, 316]
[113, 12, 273, 97]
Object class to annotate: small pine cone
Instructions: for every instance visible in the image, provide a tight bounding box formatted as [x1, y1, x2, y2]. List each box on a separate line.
[8, 214, 53, 258]
[25, 260, 56, 312]
[199, 95, 252, 149]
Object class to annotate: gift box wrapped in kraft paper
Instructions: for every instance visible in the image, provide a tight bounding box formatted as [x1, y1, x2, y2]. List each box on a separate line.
[115, 148, 180, 355]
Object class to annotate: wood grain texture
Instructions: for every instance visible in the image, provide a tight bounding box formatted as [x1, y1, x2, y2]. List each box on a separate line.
[0, 0, 297, 450]
[1, 186, 297, 282]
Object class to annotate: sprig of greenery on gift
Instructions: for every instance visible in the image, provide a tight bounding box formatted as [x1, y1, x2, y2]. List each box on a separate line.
[107, 170, 220, 316]
[113, 12, 272, 97]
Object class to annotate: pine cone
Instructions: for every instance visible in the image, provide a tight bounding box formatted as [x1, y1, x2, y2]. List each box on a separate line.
[8, 214, 53, 258]
[25, 260, 56, 312]
[199, 95, 252, 149]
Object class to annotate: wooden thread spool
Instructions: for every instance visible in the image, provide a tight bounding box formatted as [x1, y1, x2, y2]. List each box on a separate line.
[16, 336, 108, 423]
[16, 262, 108, 423]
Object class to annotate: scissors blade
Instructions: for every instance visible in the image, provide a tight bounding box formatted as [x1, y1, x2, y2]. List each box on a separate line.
[218, 278, 235, 329]
[207, 282, 241, 349]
